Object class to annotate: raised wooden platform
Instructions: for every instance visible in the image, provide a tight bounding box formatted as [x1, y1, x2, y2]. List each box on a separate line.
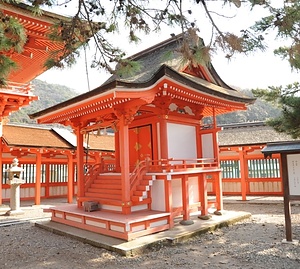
[49, 204, 170, 241]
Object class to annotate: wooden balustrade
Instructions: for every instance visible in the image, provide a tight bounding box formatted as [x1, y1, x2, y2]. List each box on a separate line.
[148, 158, 218, 173]
[84, 157, 219, 199]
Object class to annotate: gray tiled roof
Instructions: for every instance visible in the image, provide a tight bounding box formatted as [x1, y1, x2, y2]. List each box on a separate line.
[102, 33, 253, 103]
[262, 141, 300, 155]
[30, 33, 255, 121]
[218, 122, 299, 146]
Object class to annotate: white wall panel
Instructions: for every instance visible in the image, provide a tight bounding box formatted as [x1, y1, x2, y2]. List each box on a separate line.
[167, 123, 197, 159]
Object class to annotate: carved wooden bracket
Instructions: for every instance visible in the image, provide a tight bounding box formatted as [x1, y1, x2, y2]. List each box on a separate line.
[114, 106, 140, 126]
[190, 104, 205, 120]
[153, 95, 173, 115]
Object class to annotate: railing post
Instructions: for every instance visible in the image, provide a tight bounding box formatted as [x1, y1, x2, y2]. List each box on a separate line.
[145, 154, 150, 170]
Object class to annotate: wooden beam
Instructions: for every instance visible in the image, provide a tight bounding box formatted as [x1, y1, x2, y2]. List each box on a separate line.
[118, 115, 131, 214]
[34, 151, 42, 205]
[67, 152, 74, 203]
[76, 126, 85, 207]
[0, 138, 2, 205]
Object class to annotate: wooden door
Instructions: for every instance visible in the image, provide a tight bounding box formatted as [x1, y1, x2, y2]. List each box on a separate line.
[129, 125, 153, 171]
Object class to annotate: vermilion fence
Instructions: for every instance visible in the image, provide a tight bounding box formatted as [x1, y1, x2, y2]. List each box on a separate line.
[1, 163, 77, 201]
[1, 155, 283, 202]
[208, 156, 282, 197]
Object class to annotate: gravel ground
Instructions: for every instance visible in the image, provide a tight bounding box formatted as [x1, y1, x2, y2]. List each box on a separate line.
[0, 202, 300, 269]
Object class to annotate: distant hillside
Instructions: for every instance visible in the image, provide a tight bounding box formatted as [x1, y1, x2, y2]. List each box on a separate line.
[216, 89, 281, 124]
[9, 79, 79, 124]
[8, 82, 281, 125]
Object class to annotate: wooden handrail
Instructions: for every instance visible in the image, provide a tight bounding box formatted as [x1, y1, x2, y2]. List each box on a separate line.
[148, 158, 218, 172]
[84, 163, 102, 192]
[129, 159, 149, 192]
[85, 157, 219, 197]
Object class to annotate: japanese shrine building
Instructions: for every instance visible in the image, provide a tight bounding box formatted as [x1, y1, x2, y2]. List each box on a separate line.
[0, 2, 89, 203]
[31, 33, 255, 240]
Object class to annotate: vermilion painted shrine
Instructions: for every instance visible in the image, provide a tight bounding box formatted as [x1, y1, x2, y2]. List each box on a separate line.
[0, 2, 87, 204]
[30, 31, 255, 240]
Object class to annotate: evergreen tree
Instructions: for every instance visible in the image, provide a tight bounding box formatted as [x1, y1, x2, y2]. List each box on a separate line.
[2, 0, 297, 85]
[253, 83, 300, 139]
[2, 0, 300, 136]
[0, 4, 27, 85]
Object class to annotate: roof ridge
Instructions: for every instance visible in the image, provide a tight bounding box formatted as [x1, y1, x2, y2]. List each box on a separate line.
[127, 33, 184, 61]
[219, 121, 266, 129]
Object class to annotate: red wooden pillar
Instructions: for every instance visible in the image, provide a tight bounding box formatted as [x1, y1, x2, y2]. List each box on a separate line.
[198, 173, 208, 217]
[196, 125, 202, 158]
[35, 151, 42, 205]
[0, 138, 2, 205]
[45, 163, 50, 198]
[114, 131, 121, 172]
[181, 174, 193, 224]
[212, 110, 220, 164]
[164, 175, 174, 227]
[214, 171, 223, 211]
[76, 126, 85, 207]
[239, 147, 247, 201]
[118, 115, 131, 214]
[159, 117, 168, 159]
[67, 152, 74, 203]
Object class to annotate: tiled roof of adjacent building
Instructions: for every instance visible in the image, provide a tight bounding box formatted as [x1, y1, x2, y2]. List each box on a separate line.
[2, 124, 114, 151]
[218, 121, 299, 146]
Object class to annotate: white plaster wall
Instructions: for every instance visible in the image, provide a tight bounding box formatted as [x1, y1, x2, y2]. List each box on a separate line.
[201, 133, 214, 158]
[170, 177, 199, 207]
[151, 180, 166, 211]
[189, 176, 199, 203]
[172, 178, 182, 207]
[167, 123, 197, 159]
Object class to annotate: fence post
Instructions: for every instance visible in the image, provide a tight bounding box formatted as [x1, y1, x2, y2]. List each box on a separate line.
[239, 147, 247, 201]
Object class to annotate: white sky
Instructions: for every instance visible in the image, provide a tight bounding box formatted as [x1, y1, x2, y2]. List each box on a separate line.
[37, 1, 300, 93]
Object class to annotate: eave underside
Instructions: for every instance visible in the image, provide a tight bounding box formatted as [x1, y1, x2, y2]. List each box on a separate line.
[34, 79, 249, 130]
[1, 4, 67, 83]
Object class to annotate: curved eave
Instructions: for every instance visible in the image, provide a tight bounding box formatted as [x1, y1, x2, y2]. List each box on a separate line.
[29, 80, 118, 120]
[30, 65, 254, 124]
[161, 65, 255, 104]
[1, 2, 89, 84]
[1, 2, 73, 23]
[110, 65, 255, 104]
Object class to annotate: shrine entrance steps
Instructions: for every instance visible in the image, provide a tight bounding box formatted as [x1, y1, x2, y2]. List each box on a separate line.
[81, 173, 155, 210]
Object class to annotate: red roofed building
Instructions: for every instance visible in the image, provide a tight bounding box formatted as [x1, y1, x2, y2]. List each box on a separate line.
[0, 2, 90, 203]
[31, 32, 255, 240]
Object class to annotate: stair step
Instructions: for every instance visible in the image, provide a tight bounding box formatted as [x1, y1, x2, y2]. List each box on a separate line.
[132, 197, 151, 204]
[136, 185, 150, 191]
[91, 183, 121, 190]
[94, 179, 121, 184]
[96, 175, 121, 181]
[133, 190, 147, 197]
[88, 188, 122, 195]
[140, 179, 153, 186]
[132, 196, 143, 202]
[85, 192, 121, 200]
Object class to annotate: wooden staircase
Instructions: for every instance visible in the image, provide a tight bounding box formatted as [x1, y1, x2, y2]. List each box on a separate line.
[131, 175, 155, 203]
[83, 172, 155, 209]
[86, 174, 122, 201]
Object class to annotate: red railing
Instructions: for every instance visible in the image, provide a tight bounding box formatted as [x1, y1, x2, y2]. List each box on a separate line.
[84, 163, 102, 192]
[148, 158, 218, 173]
[129, 159, 149, 193]
[84, 157, 219, 195]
